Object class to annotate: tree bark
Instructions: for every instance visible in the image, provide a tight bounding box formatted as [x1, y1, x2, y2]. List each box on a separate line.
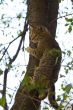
[11, 0, 59, 110]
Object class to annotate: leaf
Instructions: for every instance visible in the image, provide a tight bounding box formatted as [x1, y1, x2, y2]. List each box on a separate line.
[63, 93, 69, 100]
[64, 68, 68, 74]
[8, 94, 12, 98]
[22, 71, 25, 75]
[43, 106, 49, 110]
[0, 69, 3, 75]
[63, 84, 72, 93]
[1, 14, 5, 19]
[65, 23, 69, 26]
[17, 13, 22, 19]
[6, 64, 12, 69]
[68, 25, 72, 33]
[0, 97, 6, 107]
[67, 50, 71, 56]
[59, 103, 64, 110]
[65, 18, 73, 22]
[21, 75, 33, 91]
[57, 95, 61, 101]
[0, 90, 3, 94]
[71, 22, 73, 25]
[58, 0, 62, 3]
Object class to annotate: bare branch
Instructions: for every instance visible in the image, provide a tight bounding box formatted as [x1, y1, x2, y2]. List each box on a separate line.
[49, 13, 73, 26]
[2, 12, 28, 110]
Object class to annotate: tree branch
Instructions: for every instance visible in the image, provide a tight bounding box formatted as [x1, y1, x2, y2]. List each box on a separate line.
[49, 12, 73, 26]
[2, 13, 28, 110]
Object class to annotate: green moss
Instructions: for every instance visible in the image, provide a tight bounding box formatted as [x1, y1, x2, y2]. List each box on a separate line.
[48, 48, 61, 57]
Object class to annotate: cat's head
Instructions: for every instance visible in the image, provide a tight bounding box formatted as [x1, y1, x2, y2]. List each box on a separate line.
[29, 25, 50, 43]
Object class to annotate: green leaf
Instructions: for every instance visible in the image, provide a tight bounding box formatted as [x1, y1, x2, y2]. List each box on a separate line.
[0, 69, 3, 75]
[71, 22, 73, 25]
[65, 18, 73, 22]
[63, 84, 72, 93]
[1, 14, 5, 19]
[0, 0, 4, 4]
[43, 106, 49, 110]
[8, 94, 12, 98]
[64, 68, 68, 74]
[57, 95, 61, 101]
[58, 103, 64, 110]
[0, 90, 3, 94]
[6, 64, 12, 69]
[63, 93, 68, 100]
[21, 71, 25, 75]
[65, 23, 69, 26]
[67, 50, 71, 56]
[68, 25, 72, 33]
[17, 13, 22, 19]
[0, 97, 6, 107]
[21, 74, 33, 91]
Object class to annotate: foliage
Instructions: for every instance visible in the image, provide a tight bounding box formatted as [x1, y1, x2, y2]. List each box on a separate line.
[65, 17, 73, 33]
[0, 0, 28, 109]
[0, 97, 6, 108]
[21, 74, 34, 91]
[0, 0, 73, 110]
[0, 69, 3, 75]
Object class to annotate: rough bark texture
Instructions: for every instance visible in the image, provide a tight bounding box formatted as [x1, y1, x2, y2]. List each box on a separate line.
[48, 0, 59, 38]
[11, 0, 59, 110]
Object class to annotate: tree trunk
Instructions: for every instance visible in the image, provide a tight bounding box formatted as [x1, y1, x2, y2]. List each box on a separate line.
[11, 0, 59, 110]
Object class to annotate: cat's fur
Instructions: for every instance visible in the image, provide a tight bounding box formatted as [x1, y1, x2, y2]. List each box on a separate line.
[26, 25, 62, 109]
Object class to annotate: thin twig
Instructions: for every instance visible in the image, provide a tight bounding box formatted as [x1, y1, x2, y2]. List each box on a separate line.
[1, 35, 21, 60]
[0, 83, 16, 91]
[2, 12, 28, 110]
[49, 13, 73, 26]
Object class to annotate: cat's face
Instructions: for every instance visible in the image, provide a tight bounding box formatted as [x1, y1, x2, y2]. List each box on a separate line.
[29, 25, 50, 43]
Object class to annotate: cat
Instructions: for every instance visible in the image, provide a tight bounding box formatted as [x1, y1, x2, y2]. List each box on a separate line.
[26, 25, 62, 109]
